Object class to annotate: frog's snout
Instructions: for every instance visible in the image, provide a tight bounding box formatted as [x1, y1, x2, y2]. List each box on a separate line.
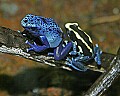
[21, 18, 27, 27]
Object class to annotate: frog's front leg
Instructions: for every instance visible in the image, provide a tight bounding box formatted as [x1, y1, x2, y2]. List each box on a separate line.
[69, 41, 77, 55]
[54, 41, 72, 60]
[66, 57, 88, 71]
[26, 36, 50, 52]
[69, 41, 91, 62]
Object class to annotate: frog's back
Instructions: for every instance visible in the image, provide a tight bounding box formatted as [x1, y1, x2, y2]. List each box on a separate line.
[41, 17, 63, 48]
[43, 26, 63, 48]
[65, 23, 94, 57]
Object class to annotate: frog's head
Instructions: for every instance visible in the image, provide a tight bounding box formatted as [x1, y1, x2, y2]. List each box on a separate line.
[21, 14, 61, 36]
[65, 23, 79, 40]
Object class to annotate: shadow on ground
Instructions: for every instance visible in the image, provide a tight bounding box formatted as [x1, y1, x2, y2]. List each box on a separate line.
[0, 67, 101, 95]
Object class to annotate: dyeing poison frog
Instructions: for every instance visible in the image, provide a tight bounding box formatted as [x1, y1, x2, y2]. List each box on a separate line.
[21, 14, 102, 72]
[21, 14, 72, 60]
[65, 23, 102, 71]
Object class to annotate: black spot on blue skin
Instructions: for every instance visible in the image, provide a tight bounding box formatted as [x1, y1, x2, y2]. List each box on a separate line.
[41, 18, 47, 24]
[50, 23, 52, 25]
[31, 27, 36, 31]
[49, 29, 52, 31]
[31, 15, 33, 18]
[24, 20, 28, 23]
[31, 23, 34, 25]
[37, 18, 40, 21]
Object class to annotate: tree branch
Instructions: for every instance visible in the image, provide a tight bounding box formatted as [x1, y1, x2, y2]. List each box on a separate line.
[84, 48, 120, 96]
[82, 14, 120, 29]
[0, 26, 119, 95]
[91, 14, 120, 25]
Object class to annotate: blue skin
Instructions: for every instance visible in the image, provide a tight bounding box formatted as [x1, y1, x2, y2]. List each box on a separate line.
[21, 14, 72, 60]
[66, 42, 102, 71]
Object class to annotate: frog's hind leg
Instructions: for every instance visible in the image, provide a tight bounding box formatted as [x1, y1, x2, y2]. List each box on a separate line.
[54, 41, 72, 60]
[66, 57, 88, 71]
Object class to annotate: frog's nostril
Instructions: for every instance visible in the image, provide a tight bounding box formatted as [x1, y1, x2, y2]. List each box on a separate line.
[37, 18, 40, 21]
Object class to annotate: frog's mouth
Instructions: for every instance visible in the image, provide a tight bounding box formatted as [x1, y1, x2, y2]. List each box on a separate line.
[22, 27, 37, 36]
[23, 27, 37, 32]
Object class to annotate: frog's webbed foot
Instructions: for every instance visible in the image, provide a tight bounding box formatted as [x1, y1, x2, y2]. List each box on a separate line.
[75, 53, 91, 62]
[94, 44, 102, 65]
[25, 40, 48, 52]
[66, 57, 88, 72]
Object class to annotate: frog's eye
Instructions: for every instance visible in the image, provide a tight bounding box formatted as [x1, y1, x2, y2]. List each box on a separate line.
[30, 15, 34, 18]
[24, 19, 28, 23]
[73, 24, 78, 27]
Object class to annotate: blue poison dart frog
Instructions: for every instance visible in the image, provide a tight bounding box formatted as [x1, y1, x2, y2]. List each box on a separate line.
[21, 14, 72, 60]
[65, 23, 102, 71]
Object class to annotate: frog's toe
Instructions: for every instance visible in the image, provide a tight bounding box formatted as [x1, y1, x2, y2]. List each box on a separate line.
[26, 48, 34, 52]
[66, 57, 72, 63]
[25, 41, 36, 48]
[25, 40, 33, 47]
[48, 52, 54, 56]
[66, 61, 71, 66]
[100, 51, 102, 54]
[94, 56, 101, 65]
[97, 61, 101, 65]
[17, 30, 21, 33]
[25, 40, 29, 44]
[69, 51, 77, 55]
[26, 48, 29, 52]
[94, 44, 102, 65]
